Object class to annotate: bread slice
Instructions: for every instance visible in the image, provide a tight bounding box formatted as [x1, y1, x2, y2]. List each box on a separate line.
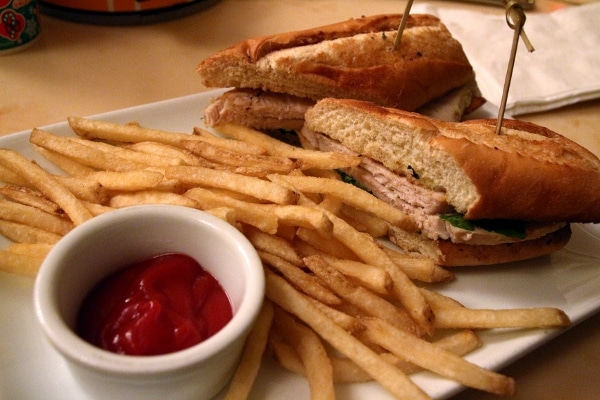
[388, 224, 572, 267]
[304, 98, 600, 223]
[197, 14, 475, 112]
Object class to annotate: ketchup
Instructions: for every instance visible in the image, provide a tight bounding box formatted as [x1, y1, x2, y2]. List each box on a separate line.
[76, 253, 233, 356]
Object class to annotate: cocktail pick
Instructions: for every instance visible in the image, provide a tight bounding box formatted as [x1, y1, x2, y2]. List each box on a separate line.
[393, 0, 415, 49]
[496, 0, 535, 134]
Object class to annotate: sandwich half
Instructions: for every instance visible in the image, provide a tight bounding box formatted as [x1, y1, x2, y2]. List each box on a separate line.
[197, 14, 484, 131]
[302, 98, 600, 266]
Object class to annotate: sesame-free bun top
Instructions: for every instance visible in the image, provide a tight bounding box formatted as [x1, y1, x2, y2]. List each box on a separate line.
[304, 98, 600, 223]
[197, 14, 474, 112]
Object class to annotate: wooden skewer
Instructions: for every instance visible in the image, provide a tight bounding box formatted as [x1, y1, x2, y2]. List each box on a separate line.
[393, 0, 415, 50]
[496, 0, 535, 134]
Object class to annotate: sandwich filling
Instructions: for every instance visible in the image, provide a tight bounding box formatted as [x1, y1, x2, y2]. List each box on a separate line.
[300, 127, 566, 246]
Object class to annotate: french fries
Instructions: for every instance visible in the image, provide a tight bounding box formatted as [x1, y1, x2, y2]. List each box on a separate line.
[224, 300, 274, 400]
[0, 118, 573, 400]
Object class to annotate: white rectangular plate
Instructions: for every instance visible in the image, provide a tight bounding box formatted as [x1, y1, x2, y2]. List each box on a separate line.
[1, 91, 600, 399]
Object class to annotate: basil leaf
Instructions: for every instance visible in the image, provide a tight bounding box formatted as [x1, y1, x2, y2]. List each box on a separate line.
[336, 170, 373, 194]
[440, 213, 475, 231]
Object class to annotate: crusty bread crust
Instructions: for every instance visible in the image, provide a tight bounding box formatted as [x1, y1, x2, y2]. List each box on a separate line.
[197, 14, 474, 111]
[304, 98, 600, 223]
[388, 224, 572, 267]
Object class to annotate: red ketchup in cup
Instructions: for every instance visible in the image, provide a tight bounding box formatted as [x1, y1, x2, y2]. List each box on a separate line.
[76, 253, 233, 356]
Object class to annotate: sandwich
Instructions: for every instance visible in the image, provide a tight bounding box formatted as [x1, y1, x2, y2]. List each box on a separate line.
[197, 14, 484, 131]
[301, 98, 600, 266]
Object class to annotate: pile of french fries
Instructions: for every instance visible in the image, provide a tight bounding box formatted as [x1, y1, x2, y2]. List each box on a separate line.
[0, 117, 571, 399]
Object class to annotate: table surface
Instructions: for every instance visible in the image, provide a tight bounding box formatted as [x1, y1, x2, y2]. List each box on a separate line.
[1, 0, 599, 399]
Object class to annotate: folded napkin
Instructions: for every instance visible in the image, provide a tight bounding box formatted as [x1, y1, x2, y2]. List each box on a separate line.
[413, 2, 600, 115]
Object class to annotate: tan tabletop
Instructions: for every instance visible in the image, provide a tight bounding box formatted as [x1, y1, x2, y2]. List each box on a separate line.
[1, 0, 599, 399]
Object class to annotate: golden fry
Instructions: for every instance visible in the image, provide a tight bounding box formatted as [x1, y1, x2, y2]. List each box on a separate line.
[273, 307, 336, 400]
[262, 252, 341, 306]
[243, 226, 302, 266]
[215, 123, 362, 170]
[322, 208, 434, 335]
[303, 256, 419, 335]
[269, 174, 416, 232]
[109, 191, 199, 208]
[34, 146, 96, 176]
[265, 270, 431, 400]
[5, 242, 53, 259]
[0, 149, 92, 225]
[84, 170, 164, 191]
[29, 129, 147, 172]
[68, 116, 201, 147]
[193, 126, 269, 156]
[182, 140, 296, 174]
[0, 199, 74, 235]
[361, 317, 516, 396]
[0, 250, 44, 277]
[0, 219, 62, 244]
[184, 187, 279, 234]
[166, 165, 297, 205]
[224, 300, 274, 400]
[125, 141, 205, 166]
[0, 186, 61, 215]
[382, 245, 455, 283]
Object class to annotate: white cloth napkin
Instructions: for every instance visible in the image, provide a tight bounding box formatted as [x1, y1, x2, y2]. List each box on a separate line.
[413, 2, 600, 115]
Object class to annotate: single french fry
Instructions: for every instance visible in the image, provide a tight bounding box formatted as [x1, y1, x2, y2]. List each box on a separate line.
[0, 250, 44, 277]
[182, 140, 297, 174]
[224, 300, 274, 400]
[421, 288, 570, 328]
[262, 252, 341, 306]
[339, 204, 389, 238]
[125, 141, 205, 166]
[109, 191, 199, 208]
[214, 123, 362, 170]
[0, 186, 61, 215]
[259, 205, 332, 233]
[0, 219, 62, 244]
[34, 146, 96, 176]
[326, 258, 392, 296]
[5, 242, 53, 259]
[84, 170, 164, 191]
[55, 176, 109, 204]
[204, 207, 237, 225]
[82, 201, 115, 216]
[264, 270, 431, 400]
[269, 328, 305, 376]
[0, 199, 74, 235]
[184, 187, 279, 234]
[68, 116, 204, 147]
[69, 136, 183, 167]
[166, 165, 297, 205]
[0, 164, 30, 186]
[193, 126, 268, 156]
[383, 245, 455, 283]
[269, 174, 416, 232]
[0, 149, 93, 225]
[306, 298, 363, 334]
[361, 317, 516, 396]
[244, 226, 302, 266]
[295, 228, 358, 261]
[273, 307, 336, 400]
[436, 306, 571, 329]
[29, 129, 147, 172]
